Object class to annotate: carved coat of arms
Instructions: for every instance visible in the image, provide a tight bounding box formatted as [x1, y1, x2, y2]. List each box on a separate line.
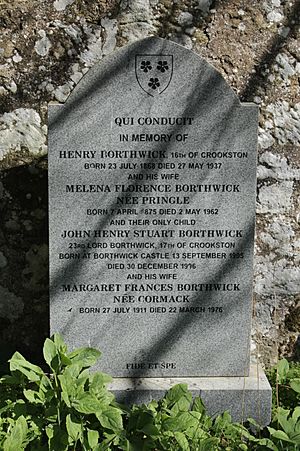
[135, 54, 173, 96]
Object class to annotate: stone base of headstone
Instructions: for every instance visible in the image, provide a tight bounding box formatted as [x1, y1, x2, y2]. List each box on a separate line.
[109, 365, 272, 427]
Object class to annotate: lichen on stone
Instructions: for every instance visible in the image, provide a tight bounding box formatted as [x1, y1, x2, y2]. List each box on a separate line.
[0, 109, 47, 160]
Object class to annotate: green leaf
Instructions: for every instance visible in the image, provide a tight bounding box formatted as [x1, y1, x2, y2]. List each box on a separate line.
[48, 334, 72, 367]
[68, 347, 101, 368]
[76, 369, 90, 391]
[0, 403, 12, 416]
[163, 411, 201, 433]
[198, 438, 220, 451]
[97, 406, 123, 431]
[97, 433, 119, 451]
[60, 354, 72, 367]
[93, 387, 114, 406]
[277, 359, 289, 384]
[290, 433, 300, 445]
[213, 410, 233, 434]
[88, 429, 99, 448]
[43, 338, 58, 370]
[255, 438, 279, 451]
[53, 333, 68, 353]
[163, 383, 193, 417]
[61, 391, 71, 408]
[58, 365, 86, 400]
[40, 374, 53, 393]
[276, 407, 294, 435]
[47, 424, 69, 451]
[141, 422, 160, 437]
[290, 378, 300, 394]
[23, 389, 44, 404]
[192, 397, 206, 415]
[46, 425, 54, 440]
[73, 393, 104, 414]
[174, 431, 190, 450]
[3, 416, 28, 451]
[90, 372, 112, 391]
[268, 427, 294, 443]
[162, 416, 182, 431]
[165, 384, 192, 412]
[9, 352, 44, 382]
[66, 414, 82, 443]
[58, 374, 72, 407]
[128, 410, 159, 437]
[63, 363, 82, 380]
[246, 417, 263, 431]
[292, 406, 300, 422]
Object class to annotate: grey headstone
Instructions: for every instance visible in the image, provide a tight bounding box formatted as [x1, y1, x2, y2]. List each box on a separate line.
[49, 37, 258, 378]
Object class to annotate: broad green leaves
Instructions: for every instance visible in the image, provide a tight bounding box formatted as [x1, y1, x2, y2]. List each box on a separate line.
[9, 353, 44, 382]
[174, 431, 190, 450]
[23, 389, 45, 404]
[90, 372, 113, 393]
[43, 338, 58, 371]
[1, 335, 300, 451]
[268, 358, 300, 410]
[66, 414, 82, 443]
[68, 347, 101, 369]
[0, 334, 120, 450]
[290, 378, 300, 394]
[268, 406, 300, 446]
[2, 416, 28, 451]
[97, 407, 123, 431]
[125, 384, 220, 450]
[73, 393, 106, 415]
[264, 359, 300, 450]
[165, 383, 192, 413]
[277, 359, 290, 384]
[87, 429, 99, 448]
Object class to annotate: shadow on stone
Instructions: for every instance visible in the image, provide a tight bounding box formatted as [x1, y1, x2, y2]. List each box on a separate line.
[48, 38, 241, 345]
[241, 0, 300, 101]
[0, 157, 49, 373]
[117, 223, 254, 405]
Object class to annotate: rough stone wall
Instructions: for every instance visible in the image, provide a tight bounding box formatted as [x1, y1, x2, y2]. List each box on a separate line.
[0, 0, 299, 369]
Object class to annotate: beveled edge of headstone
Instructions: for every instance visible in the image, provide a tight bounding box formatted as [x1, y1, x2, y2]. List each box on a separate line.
[108, 365, 272, 426]
[108, 364, 269, 391]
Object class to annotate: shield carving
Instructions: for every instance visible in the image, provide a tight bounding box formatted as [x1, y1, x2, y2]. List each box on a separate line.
[135, 54, 173, 97]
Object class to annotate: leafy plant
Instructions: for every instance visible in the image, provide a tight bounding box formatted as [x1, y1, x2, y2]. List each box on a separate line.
[0, 334, 125, 450]
[263, 358, 300, 450]
[0, 336, 300, 450]
[267, 358, 300, 411]
[267, 407, 300, 450]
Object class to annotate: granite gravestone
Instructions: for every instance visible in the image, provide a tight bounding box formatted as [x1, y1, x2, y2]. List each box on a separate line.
[49, 37, 271, 423]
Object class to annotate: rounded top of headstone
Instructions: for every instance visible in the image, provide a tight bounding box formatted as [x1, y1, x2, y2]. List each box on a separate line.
[49, 37, 253, 134]
[64, 37, 240, 107]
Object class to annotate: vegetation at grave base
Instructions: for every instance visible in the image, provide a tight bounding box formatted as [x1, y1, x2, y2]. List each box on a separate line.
[267, 358, 300, 412]
[0, 335, 299, 451]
